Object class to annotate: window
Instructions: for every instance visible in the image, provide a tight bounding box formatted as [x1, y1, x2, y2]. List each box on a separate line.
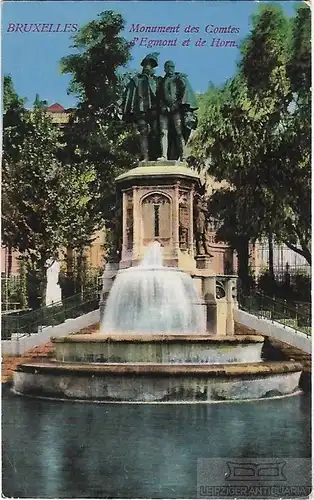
[154, 205, 160, 237]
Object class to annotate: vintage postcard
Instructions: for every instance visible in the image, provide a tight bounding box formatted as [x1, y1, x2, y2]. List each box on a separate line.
[1, 0, 311, 498]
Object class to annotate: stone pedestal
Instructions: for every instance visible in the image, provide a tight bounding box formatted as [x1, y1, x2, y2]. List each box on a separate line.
[195, 254, 214, 270]
[215, 275, 238, 336]
[203, 275, 217, 335]
[115, 161, 201, 272]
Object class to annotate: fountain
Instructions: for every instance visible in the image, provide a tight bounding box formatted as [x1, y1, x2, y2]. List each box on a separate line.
[12, 240, 302, 403]
[11, 53, 303, 403]
[101, 242, 204, 334]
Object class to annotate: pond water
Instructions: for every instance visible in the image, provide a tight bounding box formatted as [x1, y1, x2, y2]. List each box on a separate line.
[2, 386, 311, 498]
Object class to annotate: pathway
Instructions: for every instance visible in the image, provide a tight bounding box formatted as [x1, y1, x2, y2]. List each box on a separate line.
[2, 323, 99, 384]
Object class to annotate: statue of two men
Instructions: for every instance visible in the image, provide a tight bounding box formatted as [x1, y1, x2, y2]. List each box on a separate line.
[122, 53, 198, 162]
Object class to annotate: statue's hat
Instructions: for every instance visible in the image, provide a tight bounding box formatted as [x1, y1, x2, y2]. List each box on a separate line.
[141, 52, 159, 68]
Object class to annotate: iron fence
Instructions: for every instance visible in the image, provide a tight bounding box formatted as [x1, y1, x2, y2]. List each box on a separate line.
[1, 286, 101, 341]
[238, 291, 311, 337]
[1, 276, 25, 312]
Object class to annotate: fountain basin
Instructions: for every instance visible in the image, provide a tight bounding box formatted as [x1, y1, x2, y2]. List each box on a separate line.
[13, 361, 302, 403]
[52, 334, 265, 365]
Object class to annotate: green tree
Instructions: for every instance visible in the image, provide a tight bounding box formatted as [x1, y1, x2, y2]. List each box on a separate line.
[275, 5, 311, 263]
[2, 76, 29, 276]
[60, 11, 139, 256]
[191, 4, 311, 288]
[241, 3, 311, 264]
[2, 88, 99, 307]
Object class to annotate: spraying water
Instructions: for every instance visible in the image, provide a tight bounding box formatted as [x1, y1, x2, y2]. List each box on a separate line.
[101, 241, 204, 334]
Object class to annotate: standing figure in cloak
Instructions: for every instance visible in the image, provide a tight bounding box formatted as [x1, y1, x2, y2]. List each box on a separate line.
[157, 61, 198, 161]
[122, 53, 160, 161]
[193, 188, 212, 256]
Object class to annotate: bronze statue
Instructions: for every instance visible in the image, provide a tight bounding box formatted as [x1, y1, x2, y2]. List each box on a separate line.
[157, 60, 198, 161]
[194, 191, 212, 256]
[122, 53, 160, 161]
[122, 55, 198, 162]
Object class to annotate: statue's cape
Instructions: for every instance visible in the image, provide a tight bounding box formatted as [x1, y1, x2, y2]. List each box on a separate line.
[175, 73, 198, 111]
[122, 76, 138, 116]
[122, 74, 159, 117]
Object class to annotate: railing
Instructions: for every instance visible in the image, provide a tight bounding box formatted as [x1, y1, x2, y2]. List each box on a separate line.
[1, 275, 24, 312]
[238, 291, 311, 337]
[1, 286, 101, 341]
[1, 302, 26, 313]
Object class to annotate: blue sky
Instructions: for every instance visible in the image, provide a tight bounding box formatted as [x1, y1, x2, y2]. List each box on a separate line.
[2, 1, 300, 108]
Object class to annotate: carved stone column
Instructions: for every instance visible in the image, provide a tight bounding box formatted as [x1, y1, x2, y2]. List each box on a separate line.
[122, 190, 128, 260]
[203, 275, 217, 335]
[189, 183, 195, 256]
[132, 186, 140, 261]
[173, 181, 180, 258]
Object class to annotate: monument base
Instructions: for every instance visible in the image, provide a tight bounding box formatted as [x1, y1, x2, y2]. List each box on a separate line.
[195, 254, 214, 270]
[116, 161, 201, 270]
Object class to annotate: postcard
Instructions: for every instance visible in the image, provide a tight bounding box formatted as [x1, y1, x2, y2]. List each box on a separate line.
[2, 1, 311, 499]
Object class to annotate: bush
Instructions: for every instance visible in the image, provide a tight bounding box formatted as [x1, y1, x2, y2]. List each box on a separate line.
[257, 270, 311, 303]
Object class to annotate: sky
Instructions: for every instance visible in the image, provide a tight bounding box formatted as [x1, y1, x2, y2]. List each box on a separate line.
[2, 1, 300, 108]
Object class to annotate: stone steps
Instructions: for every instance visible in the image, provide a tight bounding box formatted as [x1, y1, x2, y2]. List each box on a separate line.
[235, 321, 311, 367]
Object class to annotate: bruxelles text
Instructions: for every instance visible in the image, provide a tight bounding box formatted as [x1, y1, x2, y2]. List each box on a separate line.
[7, 23, 78, 33]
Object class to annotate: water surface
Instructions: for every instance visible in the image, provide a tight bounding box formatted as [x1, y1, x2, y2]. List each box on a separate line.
[2, 387, 311, 498]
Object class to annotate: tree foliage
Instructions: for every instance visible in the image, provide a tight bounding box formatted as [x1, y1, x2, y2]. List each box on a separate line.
[2, 10, 142, 306]
[191, 4, 311, 284]
[60, 11, 139, 237]
[2, 82, 98, 306]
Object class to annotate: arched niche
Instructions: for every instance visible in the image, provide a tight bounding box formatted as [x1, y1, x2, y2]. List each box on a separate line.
[141, 193, 172, 246]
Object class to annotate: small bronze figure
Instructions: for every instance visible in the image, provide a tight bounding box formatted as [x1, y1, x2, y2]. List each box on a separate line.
[194, 192, 212, 256]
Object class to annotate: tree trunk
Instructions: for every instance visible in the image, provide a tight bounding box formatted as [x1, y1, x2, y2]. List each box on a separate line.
[40, 269, 48, 308]
[66, 246, 73, 275]
[26, 267, 41, 310]
[236, 238, 250, 293]
[283, 239, 311, 266]
[19, 258, 28, 309]
[77, 248, 86, 297]
[66, 246, 75, 296]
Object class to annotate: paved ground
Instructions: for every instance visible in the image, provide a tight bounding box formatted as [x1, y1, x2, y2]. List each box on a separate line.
[1, 323, 99, 384]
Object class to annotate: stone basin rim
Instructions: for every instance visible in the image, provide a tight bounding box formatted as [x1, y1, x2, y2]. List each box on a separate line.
[15, 360, 303, 377]
[52, 334, 265, 343]
[11, 388, 303, 405]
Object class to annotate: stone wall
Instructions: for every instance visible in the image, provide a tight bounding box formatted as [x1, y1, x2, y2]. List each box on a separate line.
[234, 309, 311, 354]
